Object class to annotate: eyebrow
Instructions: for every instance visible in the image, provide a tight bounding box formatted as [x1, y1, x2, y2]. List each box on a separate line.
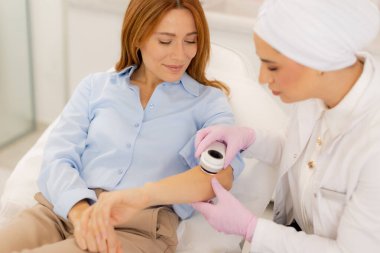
[155, 32, 198, 36]
[260, 58, 277, 64]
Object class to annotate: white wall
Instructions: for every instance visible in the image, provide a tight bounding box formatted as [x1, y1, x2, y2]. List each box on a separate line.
[29, 0, 380, 125]
[29, 0, 66, 125]
[0, 0, 35, 145]
[66, 4, 125, 94]
[29, 0, 128, 125]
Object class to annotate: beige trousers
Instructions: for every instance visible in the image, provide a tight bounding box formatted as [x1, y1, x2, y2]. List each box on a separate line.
[0, 192, 179, 253]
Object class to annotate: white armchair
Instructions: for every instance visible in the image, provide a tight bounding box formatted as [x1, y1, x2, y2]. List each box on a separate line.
[0, 43, 289, 252]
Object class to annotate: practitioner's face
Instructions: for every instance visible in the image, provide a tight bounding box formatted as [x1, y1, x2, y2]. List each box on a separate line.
[139, 8, 198, 84]
[254, 33, 319, 103]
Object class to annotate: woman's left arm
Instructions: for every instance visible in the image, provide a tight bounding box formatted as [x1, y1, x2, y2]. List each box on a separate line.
[86, 164, 233, 225]
[143, 165, 234, 205]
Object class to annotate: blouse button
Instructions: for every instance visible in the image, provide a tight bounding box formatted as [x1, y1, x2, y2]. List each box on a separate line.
[308, 160, 316, 169]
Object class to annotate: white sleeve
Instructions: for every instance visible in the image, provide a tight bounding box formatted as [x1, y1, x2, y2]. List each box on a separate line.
[250, 218, 341, 253]
[242, 128, 286, 168]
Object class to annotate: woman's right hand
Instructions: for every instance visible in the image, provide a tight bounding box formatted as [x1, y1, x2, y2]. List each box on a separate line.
[195, 125, 256, 168]
[80, 188, 150, 251]
[92, 188, 150, 227]
[68, 200, 103, 252]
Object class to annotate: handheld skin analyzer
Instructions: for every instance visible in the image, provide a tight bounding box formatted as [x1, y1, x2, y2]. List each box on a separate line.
[200, 141, 226, 174]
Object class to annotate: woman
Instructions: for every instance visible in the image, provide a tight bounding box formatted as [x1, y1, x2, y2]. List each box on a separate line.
[0, 0, 243, 252]
[192, 0, 380, 252]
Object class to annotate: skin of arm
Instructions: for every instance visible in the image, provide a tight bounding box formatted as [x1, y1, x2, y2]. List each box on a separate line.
[80, 165, 234, 252]
[142, 165, 233, 206]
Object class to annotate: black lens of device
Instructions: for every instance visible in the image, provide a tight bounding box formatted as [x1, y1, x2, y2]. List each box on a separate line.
[208, 150, 223, 159]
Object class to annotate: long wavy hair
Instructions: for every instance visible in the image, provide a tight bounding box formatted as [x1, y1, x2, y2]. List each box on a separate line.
[115, 0, 230, 95]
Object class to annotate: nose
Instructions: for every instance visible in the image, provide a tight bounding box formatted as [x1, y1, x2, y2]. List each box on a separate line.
[171, 42, 187, 61]
[258, 65, 274, 85]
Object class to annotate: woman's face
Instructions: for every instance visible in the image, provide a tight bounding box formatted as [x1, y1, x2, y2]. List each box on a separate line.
[139, 8, 198, 84]
[253, 33, 319, 103]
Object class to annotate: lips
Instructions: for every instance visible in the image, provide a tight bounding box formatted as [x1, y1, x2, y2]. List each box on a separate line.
[164, 64, 184, 73]
[271, 90, 281, 96]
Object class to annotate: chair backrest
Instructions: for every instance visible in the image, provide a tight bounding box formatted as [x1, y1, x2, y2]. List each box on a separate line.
[0, 44, 289, 253]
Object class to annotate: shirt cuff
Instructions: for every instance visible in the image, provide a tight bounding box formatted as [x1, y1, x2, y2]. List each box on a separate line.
[230, 154, 245, 178]
[241, 128, 265, 159]
[53, 188, 97, 220]
[245, 216, 258, 242]
[172, 203, 194, 220]
[250, 218, 289, 253]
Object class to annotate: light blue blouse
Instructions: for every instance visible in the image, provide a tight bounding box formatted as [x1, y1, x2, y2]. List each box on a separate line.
[38, 65, 244, 220]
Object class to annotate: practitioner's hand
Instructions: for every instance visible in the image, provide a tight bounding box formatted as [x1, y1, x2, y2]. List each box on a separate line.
[191, 178, 257, 241]
[195, 125, 255, 168]
[81, 188, 150, 251]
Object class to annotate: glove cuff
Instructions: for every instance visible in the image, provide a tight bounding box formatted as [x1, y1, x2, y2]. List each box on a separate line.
[245, 215, 257, 242]
[242, 128, 256, 150]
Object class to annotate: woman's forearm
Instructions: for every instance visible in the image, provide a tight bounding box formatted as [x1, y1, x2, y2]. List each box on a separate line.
[141, 165, 234, 207]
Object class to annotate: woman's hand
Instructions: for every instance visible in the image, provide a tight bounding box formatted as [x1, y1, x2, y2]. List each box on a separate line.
[68, 200, 102, 252]
[191, 178, 257, 241]
[79, 206, 123, 253]
[195, 125, 256, 168]
[80, 188, 151, 251]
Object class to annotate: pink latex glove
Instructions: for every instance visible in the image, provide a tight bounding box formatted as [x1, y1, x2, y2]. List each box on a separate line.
[195, 125, 255, 168]
[191, 178, 257, 242]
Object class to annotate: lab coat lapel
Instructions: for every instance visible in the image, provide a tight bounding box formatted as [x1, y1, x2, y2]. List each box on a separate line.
[279, 99, 323, 178]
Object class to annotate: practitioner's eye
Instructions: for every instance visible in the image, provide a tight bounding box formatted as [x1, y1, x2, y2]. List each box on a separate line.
[268, 66, 278, 72]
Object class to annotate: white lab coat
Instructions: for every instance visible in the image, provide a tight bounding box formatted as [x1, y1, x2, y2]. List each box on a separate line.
[244, 52, 380, 253]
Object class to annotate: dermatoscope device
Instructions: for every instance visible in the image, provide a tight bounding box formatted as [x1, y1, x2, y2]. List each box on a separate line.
[200, 141, 226, 174]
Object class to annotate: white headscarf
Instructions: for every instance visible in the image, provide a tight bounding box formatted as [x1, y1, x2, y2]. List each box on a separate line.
[254, 0, 380, 71]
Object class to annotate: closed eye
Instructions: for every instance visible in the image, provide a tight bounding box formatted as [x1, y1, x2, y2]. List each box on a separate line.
[268, 67, 278, 71]
[159, 40, 171, 45]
